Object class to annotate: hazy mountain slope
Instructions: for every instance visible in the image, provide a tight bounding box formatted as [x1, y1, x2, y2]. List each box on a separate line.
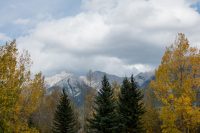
[45, 71, 154, 106]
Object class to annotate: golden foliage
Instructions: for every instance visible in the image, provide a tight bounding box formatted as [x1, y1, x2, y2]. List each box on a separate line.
[142, 87, 161, 133]
[0, 41, 45, 132]
[151, 33, 200, 132]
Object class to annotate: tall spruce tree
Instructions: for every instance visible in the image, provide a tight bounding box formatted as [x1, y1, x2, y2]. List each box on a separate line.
[52, 89, 78, 133]
[88, 75, 117, 133]
[118, 75, 145, 133]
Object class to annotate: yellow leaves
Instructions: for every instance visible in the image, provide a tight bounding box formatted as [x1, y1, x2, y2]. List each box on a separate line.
[160, 106, 181, 133]
[173, 95, 200, 130]
[13, 72, 45, 131]
[142, 106, 160, 133]
[161, 48, 172, 64]
[10, 122, 39, 133]
[150, 33, 200, 132]
[0, 41, 22, 130]
[142, 87, 161, 133]
[0, 41, 44, 132]
[22, 76, 44, 113]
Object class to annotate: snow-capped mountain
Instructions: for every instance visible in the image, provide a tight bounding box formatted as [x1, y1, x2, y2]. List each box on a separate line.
[45, 71, 73, 88]
[80, 71, 124, 89]
[45, 71, 154, 106]
[45, 71, 88, 106]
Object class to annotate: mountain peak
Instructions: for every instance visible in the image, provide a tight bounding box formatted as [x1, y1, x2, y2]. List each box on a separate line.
[45, 70, 154, 106]
[45, 71, 73, 88]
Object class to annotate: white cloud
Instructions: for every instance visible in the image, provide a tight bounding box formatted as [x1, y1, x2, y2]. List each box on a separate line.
[17, 0, 200, 76]
[31, 13, 109, 52]
[0, 33, 11, 41]
[92, 56, 154, 76]
[14, 18, 30, 25]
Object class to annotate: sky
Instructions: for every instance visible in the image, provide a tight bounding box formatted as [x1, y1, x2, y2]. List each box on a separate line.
[1, 0, 200, 76]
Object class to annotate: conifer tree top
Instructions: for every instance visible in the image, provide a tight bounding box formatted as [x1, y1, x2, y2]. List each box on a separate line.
[52, 89, 78, 133]
[88, 75, 118, 133]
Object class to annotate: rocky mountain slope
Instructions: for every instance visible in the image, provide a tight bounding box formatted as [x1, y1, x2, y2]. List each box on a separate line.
[45, 71, 154, 106]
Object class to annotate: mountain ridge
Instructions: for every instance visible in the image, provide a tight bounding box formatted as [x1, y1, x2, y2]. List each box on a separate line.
[45, 70, 154, 106]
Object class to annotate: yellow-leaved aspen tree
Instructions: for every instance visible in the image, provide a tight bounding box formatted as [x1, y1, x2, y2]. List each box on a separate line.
[151, 33, 200, 133]
[0, 41, 45, 132]
[14, 72, 45, 132]
[0, 41, 27, 132]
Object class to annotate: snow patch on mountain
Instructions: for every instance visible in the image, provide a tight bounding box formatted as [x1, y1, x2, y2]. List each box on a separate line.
[45, 71, 73, 88]
[44, 70, 155, 106]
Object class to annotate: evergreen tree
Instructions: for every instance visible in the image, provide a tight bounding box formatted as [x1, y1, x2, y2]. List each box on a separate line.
[118, 75, 145, 133]
[88, 75, 118, 133]
[52, 89, 78, 133]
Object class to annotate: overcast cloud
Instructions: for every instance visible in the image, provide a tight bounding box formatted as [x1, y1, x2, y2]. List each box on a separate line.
[1, 0, 200, 76]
